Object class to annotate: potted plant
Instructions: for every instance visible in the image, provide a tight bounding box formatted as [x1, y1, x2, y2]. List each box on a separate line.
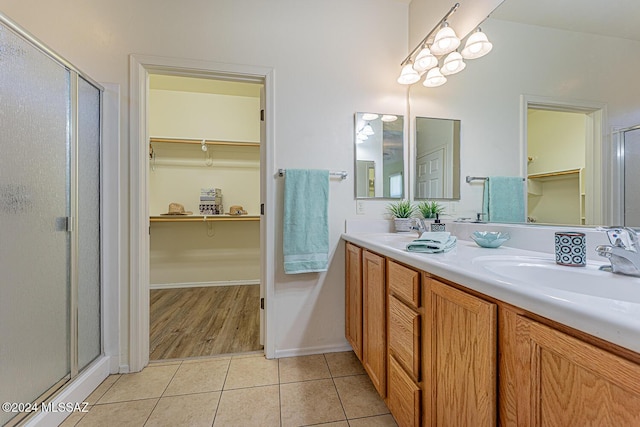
[387, 200, 416, 232]
[417, 200, 445, 219]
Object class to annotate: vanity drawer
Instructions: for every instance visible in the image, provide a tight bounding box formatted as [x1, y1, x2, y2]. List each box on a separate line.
[388, 355, 421, 427]
[388, 294, 421, 379]
[388, 260, 421, 309]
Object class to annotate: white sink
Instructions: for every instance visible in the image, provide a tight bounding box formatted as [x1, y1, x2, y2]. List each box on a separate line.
[472, 255, 640, 303]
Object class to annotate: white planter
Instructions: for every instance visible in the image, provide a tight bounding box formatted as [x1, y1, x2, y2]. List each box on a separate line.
[394, 218, 414, 233]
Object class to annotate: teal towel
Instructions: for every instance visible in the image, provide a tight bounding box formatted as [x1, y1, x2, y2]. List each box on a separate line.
[283, 169, 330, 274]
[406, 232, 457, 253]
[482, 176, 525, 223]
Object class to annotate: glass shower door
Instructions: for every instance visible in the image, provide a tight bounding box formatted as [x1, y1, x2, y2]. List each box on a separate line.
[624, 127, 640, 227]
[0, 24, 71, 425]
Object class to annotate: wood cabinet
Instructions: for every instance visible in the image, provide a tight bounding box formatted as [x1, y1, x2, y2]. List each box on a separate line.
[345, 242, 363, 360]
[512, 315, 640, 426]
[387, 260, 422, 426]
[424, 278, 497, 427]
[362, 250, 387, 397]
[344, 240, 640, 427]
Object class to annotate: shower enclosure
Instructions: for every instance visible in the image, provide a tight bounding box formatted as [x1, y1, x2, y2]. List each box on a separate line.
[0, 14, 102, 426]
[621, 126, 640, 227]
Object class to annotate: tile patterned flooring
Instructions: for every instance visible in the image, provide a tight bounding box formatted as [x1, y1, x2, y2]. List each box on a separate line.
[60, 351, 398, 427]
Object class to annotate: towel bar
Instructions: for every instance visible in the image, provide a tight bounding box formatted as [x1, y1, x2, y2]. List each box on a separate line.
[278, 169, 348, 180]
[466, 175, 525, 183]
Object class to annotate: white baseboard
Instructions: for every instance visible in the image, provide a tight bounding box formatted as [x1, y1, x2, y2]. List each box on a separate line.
[25, 355, 114, 427]
[273, 343, 353, 359]
[150, 279, 260, 290]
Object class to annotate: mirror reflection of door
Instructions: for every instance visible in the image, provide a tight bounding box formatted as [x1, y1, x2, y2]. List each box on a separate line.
[417, 148, 445, 198]
[356, 160, 376, 198]
[527, 108, 587, 225]
[415, 117, 460, 200]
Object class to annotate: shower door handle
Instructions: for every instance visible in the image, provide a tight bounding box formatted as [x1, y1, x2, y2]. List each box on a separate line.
[55, 216, 72, 232]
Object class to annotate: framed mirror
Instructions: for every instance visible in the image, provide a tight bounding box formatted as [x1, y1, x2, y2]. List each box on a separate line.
[355, 112, 405, 199]
[414, 117, 460, 200]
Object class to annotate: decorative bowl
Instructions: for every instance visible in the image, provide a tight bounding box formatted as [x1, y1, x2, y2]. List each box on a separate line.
[470, 231, 510, 248]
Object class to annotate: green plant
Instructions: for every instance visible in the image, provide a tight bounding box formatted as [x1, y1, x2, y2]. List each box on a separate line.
[417, 200, 445, 219]
[387, 200, 416, 218]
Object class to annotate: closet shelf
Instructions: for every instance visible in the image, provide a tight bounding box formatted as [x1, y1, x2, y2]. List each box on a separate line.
[527, 168, 581, 181]
[150, 215, 260, 223]
[150, 137, 259, 147]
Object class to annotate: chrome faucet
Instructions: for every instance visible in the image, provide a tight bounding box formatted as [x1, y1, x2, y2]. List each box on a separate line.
[596, 227, 640, 277]
[411, 218, 428, 236]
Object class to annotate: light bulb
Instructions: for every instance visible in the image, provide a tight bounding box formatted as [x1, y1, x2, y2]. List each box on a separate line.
[461, 28, 493, 59]
[397, 63, 420, 85]
[423, 67, 447, 88]
[430, 24, 460, 56]
[441, 52, 466, 76]
[413, 47, 437, 73]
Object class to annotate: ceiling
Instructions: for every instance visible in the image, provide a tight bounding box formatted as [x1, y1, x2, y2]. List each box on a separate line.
[491, 0, 640, 42]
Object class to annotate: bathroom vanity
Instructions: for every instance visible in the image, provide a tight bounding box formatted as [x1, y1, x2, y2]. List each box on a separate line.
[343, 226, 640, 426]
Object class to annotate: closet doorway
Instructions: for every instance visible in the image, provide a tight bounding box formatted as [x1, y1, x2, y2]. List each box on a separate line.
[521, 96, 605, 226]
[147, 74, 263, 360]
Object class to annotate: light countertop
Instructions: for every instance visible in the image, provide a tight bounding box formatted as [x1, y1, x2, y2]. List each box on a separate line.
[342, 231, 640, 354]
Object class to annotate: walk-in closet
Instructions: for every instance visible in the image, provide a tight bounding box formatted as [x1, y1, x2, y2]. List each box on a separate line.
[147, 75, 262, 360]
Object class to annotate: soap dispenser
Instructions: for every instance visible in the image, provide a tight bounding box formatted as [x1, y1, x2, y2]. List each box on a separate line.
[431, 214, 446, 232]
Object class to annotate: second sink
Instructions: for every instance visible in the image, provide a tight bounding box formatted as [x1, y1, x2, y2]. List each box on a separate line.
[471, 255, 640, 303]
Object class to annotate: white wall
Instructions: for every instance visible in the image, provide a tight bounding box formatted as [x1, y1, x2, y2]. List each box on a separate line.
[149, 90, 260, 142]
[527, 110, 586, 175]
[0, 0, 408, 364]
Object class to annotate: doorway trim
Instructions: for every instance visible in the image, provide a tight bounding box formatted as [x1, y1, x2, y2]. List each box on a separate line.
[129, 54, 275, 372]
[520, 95, 607, 225]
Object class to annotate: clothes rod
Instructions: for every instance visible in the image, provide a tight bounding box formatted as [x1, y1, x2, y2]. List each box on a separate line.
[466, 176, 526, 183]
[278, 169, 348, 180]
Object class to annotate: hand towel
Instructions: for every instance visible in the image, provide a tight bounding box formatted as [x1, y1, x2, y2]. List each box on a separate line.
[406, 232, 457, 253]
[482, 176, 526, 223]
[283, 169, 330, 274]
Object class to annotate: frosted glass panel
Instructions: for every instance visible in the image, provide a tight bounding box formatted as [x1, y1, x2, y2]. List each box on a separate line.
[624, 128, 640, 227]
[77, 77, 101, 370]
[0, 24, 70, 425]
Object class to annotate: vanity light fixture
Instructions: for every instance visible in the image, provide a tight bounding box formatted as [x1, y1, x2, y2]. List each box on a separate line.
[423, 67, 447, 87]
[430, 23, 460, 56]
[413, 46, 438, 73]
[461, 28, 493, 59]
[362, 113, 379, 121]
[441, 51, 466, 76]
[397, 62, 421, 85]
[381, 115, 398, 122]
[361, 123, 375, 136]
[397, 2, 494, 88]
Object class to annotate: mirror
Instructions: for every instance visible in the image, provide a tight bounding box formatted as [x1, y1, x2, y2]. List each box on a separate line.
[414, 117, 460, 200]
[408, 0, 640, 226]
[355, 112, 405, 199]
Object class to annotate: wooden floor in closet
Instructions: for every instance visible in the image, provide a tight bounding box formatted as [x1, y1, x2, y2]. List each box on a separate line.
[150, 285, 262, 360]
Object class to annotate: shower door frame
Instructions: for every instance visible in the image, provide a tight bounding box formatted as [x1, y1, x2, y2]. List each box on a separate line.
[0, 12, 119, 427]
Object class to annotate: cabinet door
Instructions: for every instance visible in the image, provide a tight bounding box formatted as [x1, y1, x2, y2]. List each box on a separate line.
[345, 242, 363, 360]
[425, 278, 497, 427]
[363, 250, 387, 397]
[516, 316, 640, 426]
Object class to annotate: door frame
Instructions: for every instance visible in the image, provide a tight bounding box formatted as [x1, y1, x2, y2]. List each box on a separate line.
[129, 54, 275, 372]
[520, 95, 607, 225]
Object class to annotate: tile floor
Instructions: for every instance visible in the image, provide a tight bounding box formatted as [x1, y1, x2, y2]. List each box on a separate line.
[60, 351, 398, 427]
